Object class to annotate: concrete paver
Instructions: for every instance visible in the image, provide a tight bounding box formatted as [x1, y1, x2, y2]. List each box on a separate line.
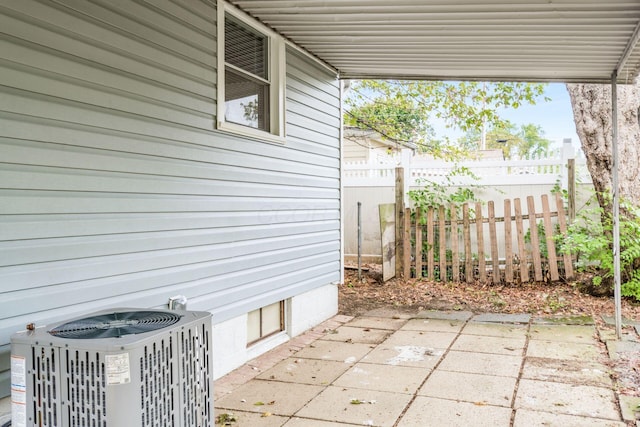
[210, 309, 637, 427]
[438, 350, 522, 377]
[295, 385, 413, 427]
[450, 333, 525, 355]
[529, 324, 596, 343]
[256, 358, 351, 386]
[462, 322, 528, 338]
[514, 379, 620, 420]
[361, 343, 444, 368]
[215, 380, 324, 416]
[397, 396, 512, 427]
[419, 370, 516, 407]
[383, 329, 458, 349]
[513, 409, 626, 427]
[521, 357, 612, 387]
[347, 316, 407, 330]
[399, 318, 465, 333]
[526, 339, 601, 360]
[319, 325, 391, 344]
[334, 362, 428, 394]
[292, 339, 373, 363]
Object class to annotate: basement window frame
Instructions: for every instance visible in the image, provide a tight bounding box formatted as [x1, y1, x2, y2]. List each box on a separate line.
[217, 1, 286, 143]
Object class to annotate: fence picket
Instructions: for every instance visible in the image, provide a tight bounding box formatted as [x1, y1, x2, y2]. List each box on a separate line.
[542, 195, 560, 281]
[427, 208, 435, 280]
[527, 196, 544, 281]
[438, 206, 446, 281]
[475, 202, 486, 282]
[488, 201, 500, 283]
[504, 199, 514, 283]
[555, 192, 574, 279]
[416, 207, 423, 278]
[451, 204, 460, 282]
[404, 207, 411, 279]
[463, 203, 473, 283]
[514, 198, 529, 282]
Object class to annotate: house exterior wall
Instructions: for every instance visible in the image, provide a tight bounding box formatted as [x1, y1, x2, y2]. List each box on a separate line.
[0, 0, 341, 397]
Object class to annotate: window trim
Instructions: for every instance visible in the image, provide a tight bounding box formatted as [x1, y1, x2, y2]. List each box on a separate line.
[246, 300, 286, 347]
[217, 1, 286, 143]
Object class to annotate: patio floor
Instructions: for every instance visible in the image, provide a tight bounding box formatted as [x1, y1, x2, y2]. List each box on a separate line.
[214, 309, 640, 427]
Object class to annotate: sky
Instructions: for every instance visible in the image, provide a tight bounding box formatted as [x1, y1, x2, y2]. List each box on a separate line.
[431, 82, 581, 153]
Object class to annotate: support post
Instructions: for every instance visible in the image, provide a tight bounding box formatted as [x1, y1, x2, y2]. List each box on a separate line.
[357, 201, 362, 281]
[611, 72, 622, 339]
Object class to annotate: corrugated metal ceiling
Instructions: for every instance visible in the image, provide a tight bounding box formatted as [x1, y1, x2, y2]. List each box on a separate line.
[228, 0, 640, 83]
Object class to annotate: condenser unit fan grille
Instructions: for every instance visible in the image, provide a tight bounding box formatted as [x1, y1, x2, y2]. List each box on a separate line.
[48, 311, 182, 339]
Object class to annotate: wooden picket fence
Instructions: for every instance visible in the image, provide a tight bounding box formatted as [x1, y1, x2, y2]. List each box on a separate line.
[402, 193, 574, 283]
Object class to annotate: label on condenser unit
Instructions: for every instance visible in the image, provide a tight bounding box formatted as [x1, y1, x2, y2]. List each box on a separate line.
[105, 353, 131, 385]
[11, 355, 27, 427]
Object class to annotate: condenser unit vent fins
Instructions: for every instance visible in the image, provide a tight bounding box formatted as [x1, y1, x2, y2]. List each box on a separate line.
[49, 311, 182, 339]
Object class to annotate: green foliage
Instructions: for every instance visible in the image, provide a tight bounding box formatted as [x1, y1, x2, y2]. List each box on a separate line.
[457, 122, 552, 159]
[524, 221, 560, 259]
[344, 80, 549, 159]
[408, 166, 480, 212]
[560, 192, 640, 301]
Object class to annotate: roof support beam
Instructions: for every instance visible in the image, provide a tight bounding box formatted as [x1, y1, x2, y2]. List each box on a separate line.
[616, 18, 640, 81]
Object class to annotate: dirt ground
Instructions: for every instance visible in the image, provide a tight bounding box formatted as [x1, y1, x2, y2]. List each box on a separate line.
[339, 263, 640, 400]
[340, 263, 640, 319]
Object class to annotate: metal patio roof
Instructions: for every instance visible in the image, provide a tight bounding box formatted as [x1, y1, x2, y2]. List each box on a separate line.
[229, 0, 640, 84]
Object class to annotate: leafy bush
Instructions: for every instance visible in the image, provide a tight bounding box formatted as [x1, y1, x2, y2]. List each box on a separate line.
[560, 193, 640, 301]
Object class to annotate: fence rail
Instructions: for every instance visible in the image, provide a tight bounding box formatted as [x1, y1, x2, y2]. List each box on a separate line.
[404, 193, 574, 283]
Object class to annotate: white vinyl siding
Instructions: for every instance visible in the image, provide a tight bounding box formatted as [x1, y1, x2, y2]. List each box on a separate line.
[0, 0, 340, 397]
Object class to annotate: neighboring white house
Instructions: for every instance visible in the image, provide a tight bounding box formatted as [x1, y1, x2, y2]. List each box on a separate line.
[0, 0, 341, 397]
[344, 126, 417, 163]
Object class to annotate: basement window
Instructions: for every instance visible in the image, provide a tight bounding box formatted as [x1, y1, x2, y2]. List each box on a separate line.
[247, 301, 285, 345]
[217, 1, 285, 142]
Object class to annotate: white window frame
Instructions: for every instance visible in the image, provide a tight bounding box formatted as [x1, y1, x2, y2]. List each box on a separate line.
[217, 1, 286, 143]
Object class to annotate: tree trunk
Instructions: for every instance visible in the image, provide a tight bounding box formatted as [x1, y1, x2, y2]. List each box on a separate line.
[566, 83, 640, 210]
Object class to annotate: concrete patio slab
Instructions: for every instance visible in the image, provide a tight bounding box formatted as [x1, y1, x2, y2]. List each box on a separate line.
[529, 324, 596, 343]
[415, 310, 474, 321]
[472, 313, 531, 324]
[334, 362, 428, 394]
[215, 380, 324, 416]
[451, 334, 525, 355]
[399, 318, 465, 333]
[319, 325, 391, 344]
[397, 396, 512, 427]
[513, 408, 626, 427]
[363, 308, 415, 319]
[437, 350, 522, 377]
[207, 309, 637, 427]
[383, 329, 458, 349]
[526, 339, 601, 361]
[515, 379, 620, 420]
[347, 316, 407, 330]
[214, 409, 290, 427]
[256, 358, 351, 386]
[419, 370, 516, 407]
[461, 322, 528, 338]
[293, 340, 373, 364]
[521, 357, 612, 387]
[295, 385, 412, 427]
[361, 344, 444, 368]
[619, 395, 640, 422]
[605, 338, 640, 359]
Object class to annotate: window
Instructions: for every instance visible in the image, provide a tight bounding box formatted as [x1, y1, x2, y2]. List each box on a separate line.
[247, 301, 285, 345]
[217, 2, 285, 142]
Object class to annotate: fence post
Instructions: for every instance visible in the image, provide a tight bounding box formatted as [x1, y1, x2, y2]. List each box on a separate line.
[562, 138, 577, 222]
[395, 167, 405, 278]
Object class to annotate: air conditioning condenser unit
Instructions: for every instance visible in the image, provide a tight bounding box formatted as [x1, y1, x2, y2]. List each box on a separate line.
[10, 308, 213, 427]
